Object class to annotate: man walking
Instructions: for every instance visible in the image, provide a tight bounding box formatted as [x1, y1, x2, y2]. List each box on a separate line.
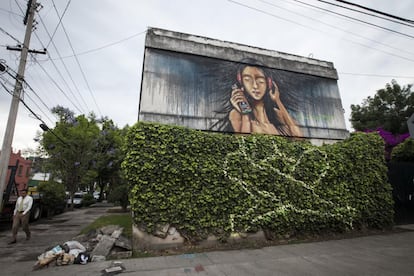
[9, 188, 33, 244]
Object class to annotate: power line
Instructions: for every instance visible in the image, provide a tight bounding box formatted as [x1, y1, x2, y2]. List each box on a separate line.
[265, 0, 414, 57]
[29, 47, 87, 114]
[0, 7, 23, 17]
[286, 0, 414, 39]
[51, 0, 102, 117]
[11, 0, 94, 116]
[19, 96, 69, 147]
[48, 30, 147, 60]
[35, 60, 84, 114]
[0, 78, 14, 96]
[228, 0, 414, 63]
[13, 0, 25, 17]
[2, 60, 59, 125]
[0, 26, 22, 44]
[334, 0, 414, 24]
[22, 88, 56, 125]
[315, 0, 414, 27]
[339, 72, 414, 79]
[45, 0, 71, 49]
[1, 75, 68, 145]
[36, 13, 89, 113]
[21, 79, 56, 124]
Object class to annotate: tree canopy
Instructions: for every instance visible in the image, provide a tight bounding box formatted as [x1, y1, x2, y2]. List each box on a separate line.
[350, 80, 414, 134]
[39, 106, 127, 207]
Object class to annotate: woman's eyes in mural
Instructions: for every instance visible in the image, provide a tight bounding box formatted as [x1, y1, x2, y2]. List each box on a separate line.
[242, 76, 266, 86]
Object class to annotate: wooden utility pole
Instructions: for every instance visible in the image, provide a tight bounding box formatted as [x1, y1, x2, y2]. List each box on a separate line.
[0, 0, 39, 211]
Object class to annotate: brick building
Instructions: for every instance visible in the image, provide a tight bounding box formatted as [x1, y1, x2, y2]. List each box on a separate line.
[0, 149, 32, 191]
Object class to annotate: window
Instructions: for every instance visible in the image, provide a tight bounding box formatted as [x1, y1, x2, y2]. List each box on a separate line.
[18, 165, 23, 177]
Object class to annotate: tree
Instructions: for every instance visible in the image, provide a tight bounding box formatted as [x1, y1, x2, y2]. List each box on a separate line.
[91, 118, 126, 201]
[40, 106, 100, 209]
[350, 80, 414, 134]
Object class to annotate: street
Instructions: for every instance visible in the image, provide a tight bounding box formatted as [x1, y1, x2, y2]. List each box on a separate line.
[0, 205, 111, 274]
[0, 204, 414, 275]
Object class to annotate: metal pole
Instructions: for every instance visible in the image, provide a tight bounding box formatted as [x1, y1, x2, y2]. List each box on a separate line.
[0, 0, 38, 211]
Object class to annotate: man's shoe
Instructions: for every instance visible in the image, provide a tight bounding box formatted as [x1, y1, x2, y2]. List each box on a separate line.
[8, 240, 16, 244]
[26, 235, 30, 240]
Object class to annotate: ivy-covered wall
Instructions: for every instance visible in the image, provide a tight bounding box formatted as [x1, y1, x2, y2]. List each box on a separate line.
[122, 122, 394, 243]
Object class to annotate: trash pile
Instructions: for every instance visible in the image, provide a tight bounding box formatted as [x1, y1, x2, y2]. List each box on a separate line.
[33, 225, 132, 270]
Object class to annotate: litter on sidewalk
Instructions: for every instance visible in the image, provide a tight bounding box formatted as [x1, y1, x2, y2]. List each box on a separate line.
[32, 225, 132, 271]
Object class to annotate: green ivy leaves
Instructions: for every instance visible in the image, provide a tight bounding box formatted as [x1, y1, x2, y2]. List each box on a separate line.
[122, 122, 394, 243]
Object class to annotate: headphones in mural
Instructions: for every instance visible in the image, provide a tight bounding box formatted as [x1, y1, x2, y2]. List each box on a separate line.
[236, 69, 274, 91]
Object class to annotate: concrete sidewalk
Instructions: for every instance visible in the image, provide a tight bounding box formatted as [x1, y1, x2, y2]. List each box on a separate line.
[18, 226, 414, 276]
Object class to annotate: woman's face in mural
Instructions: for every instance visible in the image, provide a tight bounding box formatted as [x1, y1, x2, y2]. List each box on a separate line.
[241, 66, 267, 101]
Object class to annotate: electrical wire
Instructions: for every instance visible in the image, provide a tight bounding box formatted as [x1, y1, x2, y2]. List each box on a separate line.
[228, 0, 414, 63]
[286, 0, 414, 39]
[23, 90, 55, 125]
[264, 0, 414, 57]
[45, 0, 71, 49]
[6, 0, 97, 119]
[0, 7, 23, 17]
[21, 79, 56, 124]
[51, 0, 102, 117]
[1, 61, 68, 146]
[339, 72, 414, 79]
[316, 0, 414, 27]
[2, 63, 55, 124]
[24, 69, 60, 112]
[334, 0, 414, 24]
[35, 14, 89, 113]
[8, 0, 87, 117]
[19, 96, 69, 146]
[49, 30, 147, 60]
[35, 59, 84, 114]
[0, 26, 22, 44]
[1, 77, 14, 96]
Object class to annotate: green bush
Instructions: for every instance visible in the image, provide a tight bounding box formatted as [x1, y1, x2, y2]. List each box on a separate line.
[38, 181, 66, 209]
[108, 184, 129, 211]
[122, 122, 394, 243]
[82, 193, 95, 207]
[391, 138, 414, 162]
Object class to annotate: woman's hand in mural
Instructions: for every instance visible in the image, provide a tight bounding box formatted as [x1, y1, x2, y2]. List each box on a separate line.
[230, 86, 247, 114]
[269, 80, 281, 108]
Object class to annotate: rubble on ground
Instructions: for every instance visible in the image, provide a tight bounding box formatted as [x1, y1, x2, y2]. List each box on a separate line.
[33, 225, 132, 270]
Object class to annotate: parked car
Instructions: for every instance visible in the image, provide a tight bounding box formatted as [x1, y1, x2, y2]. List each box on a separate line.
[67, 192, 84, 207]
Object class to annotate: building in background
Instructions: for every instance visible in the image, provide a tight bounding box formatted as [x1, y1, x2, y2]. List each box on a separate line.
[0, 149, 32, 192]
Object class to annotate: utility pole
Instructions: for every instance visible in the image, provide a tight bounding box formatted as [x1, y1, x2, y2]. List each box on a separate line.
[0, 0, 38, 211]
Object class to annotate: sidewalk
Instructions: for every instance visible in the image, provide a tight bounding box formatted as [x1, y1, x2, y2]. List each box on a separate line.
[17, 225, 414, 276]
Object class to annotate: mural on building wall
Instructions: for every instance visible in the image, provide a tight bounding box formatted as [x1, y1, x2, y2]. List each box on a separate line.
[210, 58, 302, 137]
[139, 48, 347, 140]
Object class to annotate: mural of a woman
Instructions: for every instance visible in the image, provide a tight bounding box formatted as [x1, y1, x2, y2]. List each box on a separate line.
[213, 59, 302, 137]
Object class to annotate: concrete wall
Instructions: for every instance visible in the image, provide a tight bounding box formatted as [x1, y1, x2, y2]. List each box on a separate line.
[139, 27, 349, 143]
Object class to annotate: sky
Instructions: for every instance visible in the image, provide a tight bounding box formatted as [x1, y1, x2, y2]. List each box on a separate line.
[1, 0, 414, 154]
